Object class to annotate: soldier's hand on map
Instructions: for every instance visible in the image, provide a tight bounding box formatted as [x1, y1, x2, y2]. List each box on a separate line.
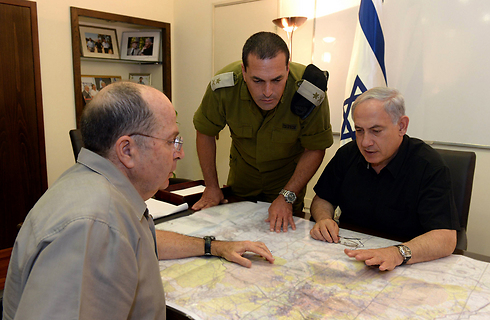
[265, 197, 296, 233]
[310, 218, 340, 243]
[344, 246, 403, 271]
[192, 186, 228, 211]
[212, 240, 275, 268]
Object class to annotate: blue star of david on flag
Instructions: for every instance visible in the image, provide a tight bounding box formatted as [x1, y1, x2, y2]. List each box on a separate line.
[341, 76, 367, 141]
[341, 0, 387, 145]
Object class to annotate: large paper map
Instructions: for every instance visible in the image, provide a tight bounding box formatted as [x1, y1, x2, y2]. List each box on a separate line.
[156, 202, 490, 319]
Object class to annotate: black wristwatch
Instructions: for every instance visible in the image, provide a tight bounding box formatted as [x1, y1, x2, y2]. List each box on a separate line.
[394, 244, 412, 265]
[279, 189, 297, 204]
[203, 236, 215, 256]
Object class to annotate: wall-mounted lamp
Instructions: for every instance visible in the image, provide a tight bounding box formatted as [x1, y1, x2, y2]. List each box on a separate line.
[272, 16, 307, 61]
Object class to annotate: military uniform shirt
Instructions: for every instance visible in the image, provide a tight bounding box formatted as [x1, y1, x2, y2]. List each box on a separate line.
[193, 61, 333, 200]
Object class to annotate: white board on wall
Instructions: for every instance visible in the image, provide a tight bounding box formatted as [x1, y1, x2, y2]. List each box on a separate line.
[313, 0, 490, 147]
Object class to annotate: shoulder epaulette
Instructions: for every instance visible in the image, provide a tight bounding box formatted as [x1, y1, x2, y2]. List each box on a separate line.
[291, 64, 328, 119]
[210, 72, 235, 91]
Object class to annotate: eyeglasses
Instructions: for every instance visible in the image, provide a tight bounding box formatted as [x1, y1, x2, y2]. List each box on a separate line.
[338, 236, 364, 248]
[129, 133, 184, 151]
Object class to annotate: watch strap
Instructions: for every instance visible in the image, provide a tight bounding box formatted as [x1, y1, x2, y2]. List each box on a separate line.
[204, 236, 215, 256]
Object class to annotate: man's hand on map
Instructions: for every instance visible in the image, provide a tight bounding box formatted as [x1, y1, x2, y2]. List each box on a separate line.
[265, 197, 296, 233]
[192, 186, 228, 211]
[212, 240, 275, 268]
[344, 246, 404, 271]
[310, 218, 340, 243]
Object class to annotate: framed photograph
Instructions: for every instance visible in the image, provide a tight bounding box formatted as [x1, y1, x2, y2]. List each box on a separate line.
[120, 31, 161, 62]
[129, 73, 151, 85]
[79, 25, 119, 59]
[81, 75, 122, 103]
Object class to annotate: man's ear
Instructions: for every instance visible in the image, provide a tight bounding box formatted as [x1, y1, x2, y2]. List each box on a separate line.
[398, 115, 409, 136]
[114, 135, 137, 169]
[241, 63, 246, 81]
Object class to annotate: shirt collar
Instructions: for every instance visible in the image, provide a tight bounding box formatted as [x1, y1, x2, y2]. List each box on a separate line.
[77, 147, 147, 220]
[357, 135, 409, 178]
[240, 76, 252, 101]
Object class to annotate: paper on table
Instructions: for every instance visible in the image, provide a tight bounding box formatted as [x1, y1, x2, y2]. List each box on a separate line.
[145, 198, 189, 219]
[170, 185, 206, 196]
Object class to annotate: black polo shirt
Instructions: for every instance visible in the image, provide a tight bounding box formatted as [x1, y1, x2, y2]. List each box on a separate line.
[314, 135, 460, 241]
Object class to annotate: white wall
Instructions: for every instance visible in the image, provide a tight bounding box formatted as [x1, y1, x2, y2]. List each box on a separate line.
[170, 0, 213, 182]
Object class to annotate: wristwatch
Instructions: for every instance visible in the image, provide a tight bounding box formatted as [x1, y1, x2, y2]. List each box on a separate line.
[394, 244, 412, 265]
[279, 189, 297, 204]
[203, 236, 215, 256]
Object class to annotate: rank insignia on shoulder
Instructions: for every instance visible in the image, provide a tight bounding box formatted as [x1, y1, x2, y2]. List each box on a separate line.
[297, 79, 325, 107]
[291, 64, 328, 120]
[210, 72, 235, 91]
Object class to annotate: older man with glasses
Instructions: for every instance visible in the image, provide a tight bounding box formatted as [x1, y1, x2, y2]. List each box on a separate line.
[2, 81, 274, 320]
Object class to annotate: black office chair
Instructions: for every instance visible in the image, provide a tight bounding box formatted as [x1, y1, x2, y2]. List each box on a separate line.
[69, 129, 84, 161]
[435, 149, 476, 251]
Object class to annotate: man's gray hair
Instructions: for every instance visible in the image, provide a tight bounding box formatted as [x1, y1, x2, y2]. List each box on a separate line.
[80, 81, 157, 157]
[352, 87, 405, 123]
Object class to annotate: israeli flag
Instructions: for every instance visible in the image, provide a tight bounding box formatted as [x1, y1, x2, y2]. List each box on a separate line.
[340, 0, 387, 145]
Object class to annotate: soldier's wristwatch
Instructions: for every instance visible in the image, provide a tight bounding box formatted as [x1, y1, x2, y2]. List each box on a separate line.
[279, 189, 297, 204]
[204, 236, 215, 256]
[394, 244, 412, 265]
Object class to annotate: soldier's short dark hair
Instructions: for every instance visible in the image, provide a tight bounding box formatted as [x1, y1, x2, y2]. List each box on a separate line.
[242, 32, 289, 70]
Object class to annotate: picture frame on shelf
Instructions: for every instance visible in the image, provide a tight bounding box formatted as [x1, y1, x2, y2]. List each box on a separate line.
[81, 75, 122, 103]
[129, 73, 151, 85]
[79, 25, 119, 59]
[121, 31, 161, 62]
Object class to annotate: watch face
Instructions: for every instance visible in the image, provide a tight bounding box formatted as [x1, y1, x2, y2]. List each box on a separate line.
[280, 189, 297, 204]
[400, 247, 407, 256]
[397, 245, 411, 258]
[404, 246, 412, 256]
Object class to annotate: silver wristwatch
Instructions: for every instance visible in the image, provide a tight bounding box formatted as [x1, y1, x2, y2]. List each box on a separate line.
[394, 244, 412, 265]
[279, 189, 297, 204]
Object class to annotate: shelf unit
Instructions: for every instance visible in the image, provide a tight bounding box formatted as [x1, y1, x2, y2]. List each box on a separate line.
[70, 7, 171, 127]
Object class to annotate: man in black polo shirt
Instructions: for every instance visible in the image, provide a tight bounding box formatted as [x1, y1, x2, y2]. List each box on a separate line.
[310, 87, 460, 271]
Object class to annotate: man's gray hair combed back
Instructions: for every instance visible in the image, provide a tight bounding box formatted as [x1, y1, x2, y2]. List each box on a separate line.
[352, 87, 405, 124]
[80, 81, 157, 157]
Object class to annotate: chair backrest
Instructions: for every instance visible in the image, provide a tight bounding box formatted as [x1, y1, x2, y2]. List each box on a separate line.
[69, 129, 84, 161]
[435, 148, 476, 250]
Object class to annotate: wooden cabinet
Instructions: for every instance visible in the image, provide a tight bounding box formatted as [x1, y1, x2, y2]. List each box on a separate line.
[0, 0, 47, 287]
[0, 0, 47, 248]
[70, 7, 171, 126]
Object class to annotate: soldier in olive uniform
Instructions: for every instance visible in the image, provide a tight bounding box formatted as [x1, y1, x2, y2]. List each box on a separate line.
[192, 32, 333, 233]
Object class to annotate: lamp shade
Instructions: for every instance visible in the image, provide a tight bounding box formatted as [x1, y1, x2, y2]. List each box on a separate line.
[272, 16, 307, 61]
[272, 16, 307, 32]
